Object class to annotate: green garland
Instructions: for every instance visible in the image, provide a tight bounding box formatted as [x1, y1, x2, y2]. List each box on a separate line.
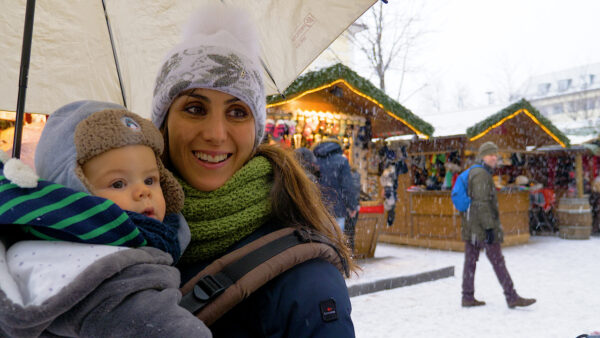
[465, 98, 570, 147]
[267, 63, 434, 137]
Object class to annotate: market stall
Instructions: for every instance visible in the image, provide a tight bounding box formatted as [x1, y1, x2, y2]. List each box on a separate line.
[379, 99, 571, 250]
[0, 111, 45, 169]
[266, 63, 434, 257]
[526, 144, 598, 239]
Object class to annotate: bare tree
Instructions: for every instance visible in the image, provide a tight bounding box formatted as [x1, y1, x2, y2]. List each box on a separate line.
[346, 1, 426, 97]
[455, 83, 470, 110]
[486, 55, 531, 105]
[422, 77, 443, 113]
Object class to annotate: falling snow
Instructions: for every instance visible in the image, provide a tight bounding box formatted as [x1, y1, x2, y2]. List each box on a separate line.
[350, 236, 600, 337]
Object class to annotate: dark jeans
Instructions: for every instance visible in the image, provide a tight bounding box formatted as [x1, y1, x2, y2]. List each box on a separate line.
[462, 241, 518, 302]
[344, 214, 358, 251]
[593, 210, 600, 233]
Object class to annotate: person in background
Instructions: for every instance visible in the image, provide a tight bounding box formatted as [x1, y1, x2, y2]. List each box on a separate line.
[380, 160, 397, 226]
[313, 138, 359, 232]
[461, 141, 536, 308]
[345, 167, 362, 252]
[151, 4, 356, 336]
[589, 176, 600, 234]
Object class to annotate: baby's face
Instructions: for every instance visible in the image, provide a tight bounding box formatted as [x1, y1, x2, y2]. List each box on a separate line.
[82, 145, 166, 221]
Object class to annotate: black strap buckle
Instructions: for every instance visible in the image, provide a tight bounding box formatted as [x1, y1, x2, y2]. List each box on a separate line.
[193, 275, 226, 301]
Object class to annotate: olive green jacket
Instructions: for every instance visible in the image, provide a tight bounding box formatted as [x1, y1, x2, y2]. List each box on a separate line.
[461, 165, 504, 244]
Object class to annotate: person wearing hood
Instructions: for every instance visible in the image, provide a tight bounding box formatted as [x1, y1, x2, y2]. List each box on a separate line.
[313, 138, 359, 232]
[0, 101, 211, 337]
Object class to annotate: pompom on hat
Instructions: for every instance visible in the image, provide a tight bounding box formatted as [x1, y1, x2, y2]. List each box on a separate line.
[151, 4, 266, 150]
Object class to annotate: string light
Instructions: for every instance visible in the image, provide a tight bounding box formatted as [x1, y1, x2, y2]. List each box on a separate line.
[266, 79, 429, 139]
[469, 108, 566, 148]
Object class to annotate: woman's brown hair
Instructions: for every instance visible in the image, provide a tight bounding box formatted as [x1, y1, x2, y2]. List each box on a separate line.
[160, 108, 357, 274]
[256, 144, 357, 274]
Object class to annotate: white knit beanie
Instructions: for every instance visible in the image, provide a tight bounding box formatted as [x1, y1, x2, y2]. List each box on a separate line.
[151, 4, 266, 149]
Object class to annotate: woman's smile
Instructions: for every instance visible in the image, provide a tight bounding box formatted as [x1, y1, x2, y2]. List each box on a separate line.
[193, 150, 232, 164]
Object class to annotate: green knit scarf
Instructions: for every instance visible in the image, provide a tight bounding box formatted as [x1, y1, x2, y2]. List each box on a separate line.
[177, 156, 273, 263]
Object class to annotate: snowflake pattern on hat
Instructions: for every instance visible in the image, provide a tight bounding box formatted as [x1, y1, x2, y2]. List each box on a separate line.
[152, 45, 266, 149]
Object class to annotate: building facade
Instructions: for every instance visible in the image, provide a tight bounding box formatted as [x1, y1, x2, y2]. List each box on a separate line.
[518, 63, 600, 136]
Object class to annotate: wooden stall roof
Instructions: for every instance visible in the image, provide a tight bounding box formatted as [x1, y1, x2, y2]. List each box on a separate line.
[465, 99, 570, 151]
[266, 63, 434, 138]
[407, 135, 466, 155]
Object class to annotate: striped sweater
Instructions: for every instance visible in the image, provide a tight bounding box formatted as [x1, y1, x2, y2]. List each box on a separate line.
[0, 162, 181, 260]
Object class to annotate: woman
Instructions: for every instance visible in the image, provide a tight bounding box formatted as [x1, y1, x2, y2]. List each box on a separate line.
[151, 5, 356, 337]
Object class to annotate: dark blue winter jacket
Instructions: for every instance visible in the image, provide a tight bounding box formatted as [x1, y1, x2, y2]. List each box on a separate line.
[313, 141, 359, 218]
[177, 221, 355, 338]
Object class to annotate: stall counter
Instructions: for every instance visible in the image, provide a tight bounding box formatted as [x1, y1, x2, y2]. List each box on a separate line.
[379, 189, 530, 251]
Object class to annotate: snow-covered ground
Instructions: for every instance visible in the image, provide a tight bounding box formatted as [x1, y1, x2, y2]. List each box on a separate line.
[350, 236, 600, 338]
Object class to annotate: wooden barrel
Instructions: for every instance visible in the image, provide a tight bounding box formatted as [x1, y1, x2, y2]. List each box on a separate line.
[354, 203, 385, 259]
[557, 197, 592, 240]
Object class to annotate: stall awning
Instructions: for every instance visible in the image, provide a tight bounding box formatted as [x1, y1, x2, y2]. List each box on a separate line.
[466, 99, 570, 151]
[266, 63, 434, 138]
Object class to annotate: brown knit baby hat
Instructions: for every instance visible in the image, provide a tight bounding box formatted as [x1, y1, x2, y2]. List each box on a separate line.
[73, 109, 184, 214]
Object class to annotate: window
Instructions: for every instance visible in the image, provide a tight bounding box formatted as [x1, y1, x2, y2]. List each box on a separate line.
[557, 79, 572, 92]
[537, 105, 550, 116]
[585, 98, 596, 110]
[552, 103, 564, 114]
[537, 83, 551, 96]
[567, 100, 581, 112]
[590, 74, 595, 85]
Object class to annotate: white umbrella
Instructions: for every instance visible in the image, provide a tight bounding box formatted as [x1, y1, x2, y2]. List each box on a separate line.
[0, 0, 377, 119]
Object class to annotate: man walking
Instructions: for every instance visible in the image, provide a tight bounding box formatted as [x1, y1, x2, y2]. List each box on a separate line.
[461, 141, 536, 308]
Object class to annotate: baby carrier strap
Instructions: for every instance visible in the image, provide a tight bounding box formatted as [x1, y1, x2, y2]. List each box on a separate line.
[179, 226, 349, 326]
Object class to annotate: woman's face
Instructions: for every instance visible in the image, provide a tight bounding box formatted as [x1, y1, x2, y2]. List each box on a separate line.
[166, 88, 255, 191]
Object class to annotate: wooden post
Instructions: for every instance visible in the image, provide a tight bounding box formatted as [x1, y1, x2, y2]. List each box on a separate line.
[576, 153, 583, 198]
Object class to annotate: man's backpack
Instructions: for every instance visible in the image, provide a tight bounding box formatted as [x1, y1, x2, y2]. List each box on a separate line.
[178, 227, 349, 326]
[451, 164, 482, 212]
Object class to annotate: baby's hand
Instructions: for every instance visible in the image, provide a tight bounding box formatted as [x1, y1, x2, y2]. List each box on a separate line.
[1, 150, 39, 188]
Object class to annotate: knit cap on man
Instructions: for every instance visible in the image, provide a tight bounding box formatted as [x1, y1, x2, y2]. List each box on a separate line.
[478, 141, 499, 158]
[151, 4, 266, 150]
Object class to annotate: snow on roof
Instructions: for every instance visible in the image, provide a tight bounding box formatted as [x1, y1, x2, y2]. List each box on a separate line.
[567, 134, 597, 145]
[420, 104, 506, 137]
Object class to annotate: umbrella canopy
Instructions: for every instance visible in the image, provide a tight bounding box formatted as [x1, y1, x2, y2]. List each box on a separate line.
[0, 0, 376, 118]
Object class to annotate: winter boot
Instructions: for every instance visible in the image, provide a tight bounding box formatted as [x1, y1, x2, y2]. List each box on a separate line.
[507, 296, 536, 308]
[461, 298, 486, 307]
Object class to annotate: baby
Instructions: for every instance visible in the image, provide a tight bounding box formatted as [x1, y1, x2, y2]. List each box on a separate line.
[0, 101, 210, 337]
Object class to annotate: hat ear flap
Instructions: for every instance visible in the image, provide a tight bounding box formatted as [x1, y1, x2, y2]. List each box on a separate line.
[157, 158, 184, 214]
[74, 165, 94, 194]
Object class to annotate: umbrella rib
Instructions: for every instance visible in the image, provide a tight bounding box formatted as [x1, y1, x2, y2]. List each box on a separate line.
[261, 58, 284, 98]
[101, 0, 127, 108]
